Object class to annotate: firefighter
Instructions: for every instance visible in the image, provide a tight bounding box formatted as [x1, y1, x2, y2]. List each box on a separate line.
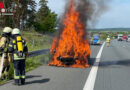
[106, 36, 111, 47]
[8, 28, 28, 85]
[90, 37, 93, 44]
[0, 27, 12, 79]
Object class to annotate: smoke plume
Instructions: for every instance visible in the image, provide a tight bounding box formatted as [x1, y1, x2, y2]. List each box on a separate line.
[60, 0, 110, 29]
[49, 0, 111, 68]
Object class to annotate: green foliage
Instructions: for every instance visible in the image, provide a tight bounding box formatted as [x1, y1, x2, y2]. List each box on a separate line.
[0, 0, 36, 29]
[21, 30, 53, 51]
[0, 0, 57, 31]
[8, 63, 14, 79]
[34, 13, 57, 33]
[34, 0, 57, 33]
[26, 0, 36, 28]
[37, 0, 50, 21]
[42, 13, 57, 32]
[25, 55, 43, 72]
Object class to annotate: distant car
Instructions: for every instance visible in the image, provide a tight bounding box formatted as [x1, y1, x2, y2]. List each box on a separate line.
[127, 35, 130, 42]
[92, 35, 100, 45]
[117, 34, 123, 41]
[122, 36, 127, 41]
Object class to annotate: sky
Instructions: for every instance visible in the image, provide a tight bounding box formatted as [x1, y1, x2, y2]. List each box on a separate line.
[36, 0, 130, 29]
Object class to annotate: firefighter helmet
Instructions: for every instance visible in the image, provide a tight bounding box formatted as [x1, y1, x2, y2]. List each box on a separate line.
[3, 27, 12, 33]
[12, 28, 20, 35]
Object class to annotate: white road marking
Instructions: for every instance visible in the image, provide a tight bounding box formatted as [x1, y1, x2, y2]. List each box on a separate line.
[83, 42, 105, 90]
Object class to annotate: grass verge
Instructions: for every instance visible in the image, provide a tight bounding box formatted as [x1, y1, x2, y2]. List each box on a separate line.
[21, 30, 53, 51]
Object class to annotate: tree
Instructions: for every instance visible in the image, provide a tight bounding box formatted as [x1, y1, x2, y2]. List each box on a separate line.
[41, 12, 57, 32]
[12, 0, 36, 29]
[34, 0, 57, 33]
[0, 0, 36, 29]
[25, 0, 36, 29]
[0, 0, 13, 27]
[0, 0, 57, 31]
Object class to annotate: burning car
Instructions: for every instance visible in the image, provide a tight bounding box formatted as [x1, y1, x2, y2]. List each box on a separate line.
[49, 0, 91, 68]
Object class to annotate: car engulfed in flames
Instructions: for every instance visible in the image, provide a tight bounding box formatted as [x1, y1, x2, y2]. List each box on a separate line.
[49, 0, 91, 68]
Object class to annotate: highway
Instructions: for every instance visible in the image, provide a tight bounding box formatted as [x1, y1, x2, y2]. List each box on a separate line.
[0, 40, 130, 90]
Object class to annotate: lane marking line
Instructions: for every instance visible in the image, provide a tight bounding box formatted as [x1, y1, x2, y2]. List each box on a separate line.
[83, 42, 105, 90]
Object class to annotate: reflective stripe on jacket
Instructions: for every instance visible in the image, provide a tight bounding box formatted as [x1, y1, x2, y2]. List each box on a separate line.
[8, 37, 27, 60]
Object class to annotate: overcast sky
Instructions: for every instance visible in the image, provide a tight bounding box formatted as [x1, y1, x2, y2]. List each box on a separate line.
[36, 0, 130, 29]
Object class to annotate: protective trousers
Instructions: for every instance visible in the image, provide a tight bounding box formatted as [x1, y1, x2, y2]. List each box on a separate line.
[13, 60, 25, 84]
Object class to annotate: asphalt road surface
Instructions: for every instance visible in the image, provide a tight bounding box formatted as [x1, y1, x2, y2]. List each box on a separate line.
[0, 40, 130, 90]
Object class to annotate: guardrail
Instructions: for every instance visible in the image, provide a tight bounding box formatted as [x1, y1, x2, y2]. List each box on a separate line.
[28, 49, 50, 57]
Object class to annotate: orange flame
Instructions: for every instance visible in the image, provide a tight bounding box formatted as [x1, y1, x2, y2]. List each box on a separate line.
[49, 0, 91, 68]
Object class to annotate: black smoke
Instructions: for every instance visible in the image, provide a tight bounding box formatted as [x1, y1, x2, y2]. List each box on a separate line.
[58, 0, 110, 30]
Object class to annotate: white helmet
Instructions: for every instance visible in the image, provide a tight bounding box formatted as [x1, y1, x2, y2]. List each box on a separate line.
[3, 27, 12, 33]
[12, 28, 20, 35]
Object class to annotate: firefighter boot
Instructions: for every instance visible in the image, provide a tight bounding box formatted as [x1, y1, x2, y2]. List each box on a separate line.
[21, 78, 25, 85]
[13, 79, 20, 86]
